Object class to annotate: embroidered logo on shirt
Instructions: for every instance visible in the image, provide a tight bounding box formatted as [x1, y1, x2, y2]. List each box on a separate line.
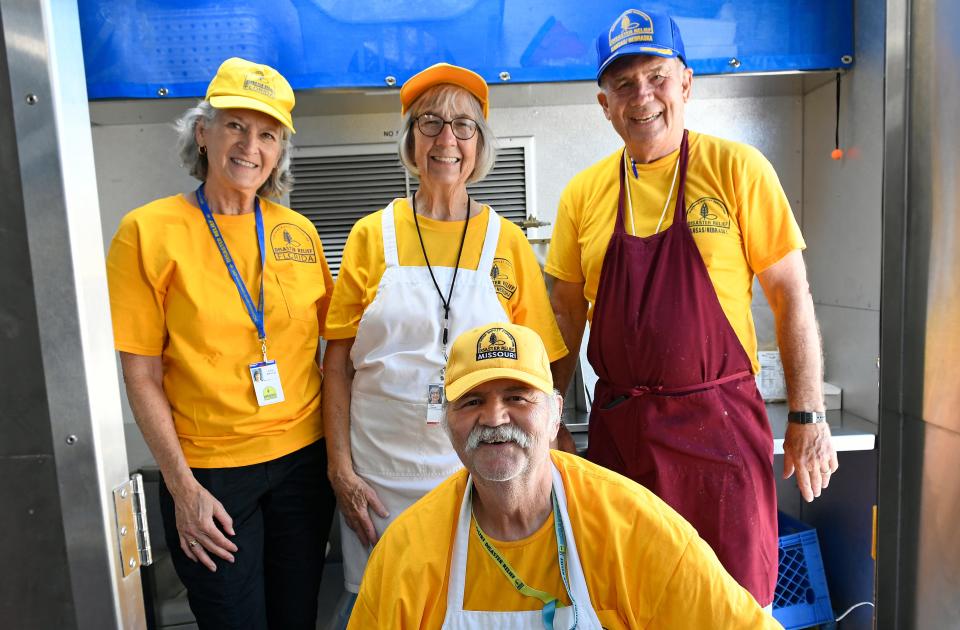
[490, 257, 518, 300]
[687, 197, 731, 235]
[271, 224, 317, 263]
[476, 327, 518, 361]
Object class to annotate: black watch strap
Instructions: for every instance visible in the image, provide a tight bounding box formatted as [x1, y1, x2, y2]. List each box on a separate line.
[787, 410, 827, 424]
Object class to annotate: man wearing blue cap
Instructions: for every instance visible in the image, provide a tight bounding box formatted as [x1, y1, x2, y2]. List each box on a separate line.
[546, 8, 838, 609]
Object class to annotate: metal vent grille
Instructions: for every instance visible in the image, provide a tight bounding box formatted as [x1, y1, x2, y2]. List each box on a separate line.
[290, 143, 531, 277]
[466, 146, 527, 229]
[290, 152, 408, 277]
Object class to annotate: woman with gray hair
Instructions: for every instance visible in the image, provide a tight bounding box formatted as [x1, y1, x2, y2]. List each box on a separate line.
[322, 62, 567, 614]
[106, 57, 336, 629]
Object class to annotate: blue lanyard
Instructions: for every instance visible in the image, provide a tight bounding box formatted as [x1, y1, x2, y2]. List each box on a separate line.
[473, 488, 579, 629]
[196, 185, 267, 353]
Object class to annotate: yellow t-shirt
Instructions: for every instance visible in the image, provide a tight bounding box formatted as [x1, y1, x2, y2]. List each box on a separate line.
[325, 198, 567, 362]
[349, 451, 780, 629]
[545, 131, 805, 372]
[464, 511, 571, 612]
[106, 194, 334, 468]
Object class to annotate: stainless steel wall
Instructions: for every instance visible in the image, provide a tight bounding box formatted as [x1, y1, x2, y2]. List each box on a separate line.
[878, 0, 960, 626]
[803, 0, 885, 424]
[0, 1, 144, 627]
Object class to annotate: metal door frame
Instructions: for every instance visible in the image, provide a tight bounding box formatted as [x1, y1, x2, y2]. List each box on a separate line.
[0, 0, 145, 627]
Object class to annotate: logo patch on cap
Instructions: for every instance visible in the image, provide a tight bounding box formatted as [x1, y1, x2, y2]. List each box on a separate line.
[609, 9, 655, 53]
[476, 327, 518, 361]
[243, 70, 275, 98]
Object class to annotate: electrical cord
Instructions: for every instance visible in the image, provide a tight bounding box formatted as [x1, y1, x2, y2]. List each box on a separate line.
[835, 601, 875, 622]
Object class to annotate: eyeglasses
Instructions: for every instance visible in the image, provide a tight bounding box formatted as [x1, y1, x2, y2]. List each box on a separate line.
[415, 113, 479, 140]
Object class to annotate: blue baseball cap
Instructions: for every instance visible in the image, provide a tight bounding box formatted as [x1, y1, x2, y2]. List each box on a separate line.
[596, 9, 686, 83]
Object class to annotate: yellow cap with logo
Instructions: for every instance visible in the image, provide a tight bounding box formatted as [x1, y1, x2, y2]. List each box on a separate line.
[444, 322, 553, 402]
[205, 57, 296, 133]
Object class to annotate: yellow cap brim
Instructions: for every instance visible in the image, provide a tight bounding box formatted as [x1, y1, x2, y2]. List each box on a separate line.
[445, 367, 553, 403]
[209, 94, 296, 133]
[400, 64, 489, 119]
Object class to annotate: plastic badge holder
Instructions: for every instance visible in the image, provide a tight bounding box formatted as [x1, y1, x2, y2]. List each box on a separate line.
[773, 512, 834, 630]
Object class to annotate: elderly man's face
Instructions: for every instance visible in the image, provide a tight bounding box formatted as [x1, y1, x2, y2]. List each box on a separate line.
[445, 379, 560, 482]
[598, 55, 693, 162]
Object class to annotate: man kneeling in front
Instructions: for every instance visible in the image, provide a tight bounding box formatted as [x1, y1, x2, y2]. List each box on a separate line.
[349, 322, 781, 629]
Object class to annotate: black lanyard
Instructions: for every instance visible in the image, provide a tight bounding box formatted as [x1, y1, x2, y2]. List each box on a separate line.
[412, 192, 472, 349]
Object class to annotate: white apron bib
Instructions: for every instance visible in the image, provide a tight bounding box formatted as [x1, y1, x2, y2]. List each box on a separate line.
[341, 201, 509, 591]
[441, 464, 604, 629]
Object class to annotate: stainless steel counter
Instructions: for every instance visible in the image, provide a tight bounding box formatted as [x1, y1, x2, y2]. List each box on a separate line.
[567, 402, 877, 455]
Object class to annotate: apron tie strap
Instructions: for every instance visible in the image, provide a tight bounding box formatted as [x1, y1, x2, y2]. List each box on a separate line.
[628, 384, 664, 397]
[604, 371, 753, 409]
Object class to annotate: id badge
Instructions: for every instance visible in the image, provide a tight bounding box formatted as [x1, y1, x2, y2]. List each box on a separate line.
[426, 383, 444, 424]
[250, 360, 285, 406]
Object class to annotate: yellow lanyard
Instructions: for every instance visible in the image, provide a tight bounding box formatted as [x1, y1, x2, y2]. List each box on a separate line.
[472, 490, 578, 629]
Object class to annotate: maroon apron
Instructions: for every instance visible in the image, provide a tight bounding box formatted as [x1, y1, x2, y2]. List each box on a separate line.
[585, 131, 778, 605]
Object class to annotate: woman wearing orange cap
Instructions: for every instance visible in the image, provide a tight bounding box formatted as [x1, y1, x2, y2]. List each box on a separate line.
[321, 62, 567, 617]
[106, 58, 336, 629]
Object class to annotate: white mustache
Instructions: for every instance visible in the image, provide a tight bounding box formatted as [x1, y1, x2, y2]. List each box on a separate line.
[465, 424, 532, 451]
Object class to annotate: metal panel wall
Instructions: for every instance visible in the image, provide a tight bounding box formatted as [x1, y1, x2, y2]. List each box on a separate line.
[0, 0, 144, 628]
[878, 0, 960, 626]
[802, 0, 885, 424]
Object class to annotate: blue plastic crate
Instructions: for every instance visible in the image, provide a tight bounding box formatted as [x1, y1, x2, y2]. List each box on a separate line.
[773, 512, 834, 630]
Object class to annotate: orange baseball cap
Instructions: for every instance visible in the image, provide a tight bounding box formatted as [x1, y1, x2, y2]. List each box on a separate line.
[400, 63, 489, 119]
[444, 322, 553, 402]
[205, 57, 296, 133]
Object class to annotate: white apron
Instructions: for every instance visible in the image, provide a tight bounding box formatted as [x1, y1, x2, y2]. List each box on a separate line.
[441, 464, 604, 629]
[341, 201, 509, 591]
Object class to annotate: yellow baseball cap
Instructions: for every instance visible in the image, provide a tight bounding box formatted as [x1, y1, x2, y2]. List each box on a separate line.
[400, 63, 490, 119]
[205, 57, 296, 133]
[444, 322, 553, 402]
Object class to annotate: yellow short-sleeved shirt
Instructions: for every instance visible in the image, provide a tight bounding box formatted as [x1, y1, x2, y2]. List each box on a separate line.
[107, 194, 334, 468]
[545, 131, 805, 372]
[350, 451, 780, 629]
[326, 198, 567, 362]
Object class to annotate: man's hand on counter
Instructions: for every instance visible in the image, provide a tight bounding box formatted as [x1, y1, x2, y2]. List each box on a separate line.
[782, 422, 839, 502]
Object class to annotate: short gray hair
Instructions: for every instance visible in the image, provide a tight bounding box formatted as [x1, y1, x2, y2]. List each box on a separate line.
[174, 100, 294, 199]
[398, 84, 498, 185]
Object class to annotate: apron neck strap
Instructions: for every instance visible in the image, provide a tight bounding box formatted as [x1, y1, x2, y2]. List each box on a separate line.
[615, 150, 629, 235]
[616, 131, 690, 236]
[671, 129, 691, 226]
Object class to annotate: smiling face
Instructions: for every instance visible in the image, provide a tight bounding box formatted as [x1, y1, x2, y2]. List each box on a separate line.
[411, 88, 480, 193]
[444, 379, 560, 483]
[598, 55, 693, 163]
[196, 108, 284, 196]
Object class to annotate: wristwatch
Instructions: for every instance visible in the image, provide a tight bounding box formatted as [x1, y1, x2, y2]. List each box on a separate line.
[787, 410, 827, 424]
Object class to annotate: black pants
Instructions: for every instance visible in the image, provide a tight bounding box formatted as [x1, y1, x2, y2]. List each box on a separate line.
[159, 440, 335, 630]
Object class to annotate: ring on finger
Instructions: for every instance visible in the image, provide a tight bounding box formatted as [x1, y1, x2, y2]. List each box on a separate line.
[188, 539, 200, 548]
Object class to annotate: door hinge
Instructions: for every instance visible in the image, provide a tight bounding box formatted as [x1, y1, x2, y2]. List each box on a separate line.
[113, 473, 153, 577]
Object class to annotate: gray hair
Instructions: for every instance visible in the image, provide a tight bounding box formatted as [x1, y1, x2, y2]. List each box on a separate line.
[398, 84, 498, 185]
[174, 100, 294, 199]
